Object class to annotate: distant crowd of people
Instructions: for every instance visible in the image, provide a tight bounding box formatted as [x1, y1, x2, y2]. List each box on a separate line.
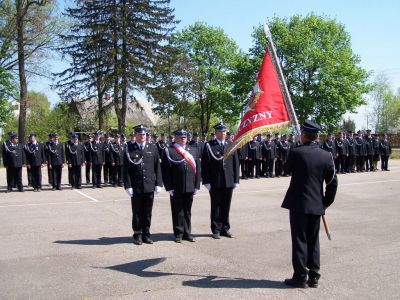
[1, 128, 393, 193]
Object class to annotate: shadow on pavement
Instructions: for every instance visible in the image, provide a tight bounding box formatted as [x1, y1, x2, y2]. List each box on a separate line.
[103, 257, 288, 289]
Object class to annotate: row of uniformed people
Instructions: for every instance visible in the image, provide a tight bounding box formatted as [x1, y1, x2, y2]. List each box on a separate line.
[124, 123, 239, 245]
[321, 130, 392, 173]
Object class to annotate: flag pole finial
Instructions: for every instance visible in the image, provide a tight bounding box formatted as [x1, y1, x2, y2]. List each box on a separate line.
[263, 23, 272, 39]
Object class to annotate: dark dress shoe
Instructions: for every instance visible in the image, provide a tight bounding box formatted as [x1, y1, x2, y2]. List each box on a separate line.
[133, 236, 142, 245]
[183, 236, 196, 242]
[307, 277, 319, 288]
[97, 185, 102, 188]
[6, 189, 11, 193]
[52, 187, 56, 191]
[142, 237, 153, 244]
[221, 231, 233, 238]
[212, 233, 221, 239]
[33, 188, 38, 192]
[174, 237, 182, 243]
[57, 187, 62, 191]
[37, 189, 42, 192]
[18, 188, 24, 192]
[284, 278, 307, 288]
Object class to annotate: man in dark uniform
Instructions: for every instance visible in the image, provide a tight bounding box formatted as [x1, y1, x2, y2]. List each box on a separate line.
[156, 133, 168, 158]
[47, 133, 65, 191]
[44, 133, 53, 186]
[124, 125, 163, 245]
[201, 122, 240, 239]
[189, 132, 205, 159]
[24, 133, 46, 192]
[83, 134, 92, 184]
[2, 132, 25, 192]
[274, 133, 283, 177]
[247, 135, 261, 178]
[322, 133, 337, 158]
[103, 133, 112, 184]
[66, 133, 85, 189]
[110, 133, 124, 187]
[372, 134, 380, 171]
[282, 120, 338, 288]
[65, 133, 73, 186]
[279, 134, 291, 176]
[346, 131, 356, 173]
[335, 132, 348, 174]
[355, 131, 366, 172]
[365, 129, 374, 171]
[262, 133, 277, 178]
[161, 129, 201, 243]
[238, 143, 248, 180]
[90, 131, 106, 188]
[379, 133, 392, 171]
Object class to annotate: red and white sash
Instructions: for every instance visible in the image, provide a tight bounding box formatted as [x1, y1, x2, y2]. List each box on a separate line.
[172, 143, 196, 174]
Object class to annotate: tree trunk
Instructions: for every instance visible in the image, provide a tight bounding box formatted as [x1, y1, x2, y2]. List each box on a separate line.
[112, 0, 121, 131]
[16, 0, 28, 143]
[97, 81, 104, 130]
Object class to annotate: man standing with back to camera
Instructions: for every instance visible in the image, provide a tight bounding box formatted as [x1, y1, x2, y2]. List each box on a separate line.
[282, 120, 338, 288]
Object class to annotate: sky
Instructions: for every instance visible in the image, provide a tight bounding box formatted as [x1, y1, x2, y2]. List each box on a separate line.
[30, 0, 400, 129]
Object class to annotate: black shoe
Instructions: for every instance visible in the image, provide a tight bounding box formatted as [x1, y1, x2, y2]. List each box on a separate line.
[77, 186, 82, 189]
[221, 231, 234, 238]
[142, 237, 153, 244]
[37, 188, 42, 192]
[212, 233, 221, 239]
[284, 278, 307, 288]
[57, 187, 62, 191]
[92, 185, 96, 189]
[133, 236, 142, 245]
[18, 188, 24, 192]
[33, 188, 38, 192]
[6, 189, 11, 193]
[52, 187, 56, 191]
[307, 277, 319, 288]
[112, 184, 117, 188]
[174, 237, 182, 243]
[183, 235, 196, 242]
[97, 185, 102, 188]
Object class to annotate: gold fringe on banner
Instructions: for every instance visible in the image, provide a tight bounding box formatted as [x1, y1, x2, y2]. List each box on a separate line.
[224, 121, 291, 159]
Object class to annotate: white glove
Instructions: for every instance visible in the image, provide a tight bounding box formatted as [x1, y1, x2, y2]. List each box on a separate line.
[204, 184, 211, 191]
[168, 190, 174, 196]
[234, 183, 239, 189]
[125, 188, 133, 197]
[154, 186, 162, 194]
[194, 189, 199, 195]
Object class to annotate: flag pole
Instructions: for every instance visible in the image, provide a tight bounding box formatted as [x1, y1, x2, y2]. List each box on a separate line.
[263, 23, 301, 136]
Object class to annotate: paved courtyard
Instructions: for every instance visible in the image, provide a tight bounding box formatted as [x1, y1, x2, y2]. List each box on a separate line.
[0, 161, 399, 299]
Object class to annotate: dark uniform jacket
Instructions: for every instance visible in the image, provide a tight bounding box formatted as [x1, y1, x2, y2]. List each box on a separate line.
[335, 138, 348, 156]
[322, 139, 337, 157]
[110, 142, 125, 166]
[123, 141, 163, 194]
[104, 140, 112, 163]
[201, 139, 240, 189]
[66, 142, 85, 166]
[277, 140, 290, 162]
[365, 136, 375, 156]
[347, 137, 356, 156]
[247, 140, 261, 160]
[24, 142, 46, 166]
[188, 140, 205, 159]
[379, 139, 392, 156]
[2, 141, 26, 168]
[83, 141, 91, 162]
[89, 141, 106, 165]
[282, 141, 338, 215]
[47, 142, 65, 166]
[156, 140, 168, 158]
[262, 140, 277, 160]
[161, 143, 201, 194]
[238, 144, 248, 160]
[355, 137, 367, 156]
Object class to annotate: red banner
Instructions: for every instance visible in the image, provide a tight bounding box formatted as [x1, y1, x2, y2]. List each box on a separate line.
[225, 48, 291, 158]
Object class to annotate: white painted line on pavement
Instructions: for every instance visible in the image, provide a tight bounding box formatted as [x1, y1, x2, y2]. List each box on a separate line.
[73, 189, 99, 202]
[0, 200, 95, 208]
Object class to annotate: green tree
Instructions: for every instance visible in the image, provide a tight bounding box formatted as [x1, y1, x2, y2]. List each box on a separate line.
[370, 74, 400, 133]
[0, 64, 16, 128]
[250, 14, 371, 131]
[341, 117, 356, 133]
[150, 22, 244, 133]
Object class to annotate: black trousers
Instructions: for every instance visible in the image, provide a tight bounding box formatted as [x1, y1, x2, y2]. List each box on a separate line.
[289, 211, 321, 281]
[70, 165, 82, 188]
[335, 156, 346, 173]
[47, 167, 53, 185]
[111, 165, 123, 185]
[247, 159, 260, 178]
[366, 155, 374, 171]
[6, 167, 23, 190]
[51, 165, 62, 188]
[30, 166, 42, 189]
[85, 163, 90, 184]
[170, 192, 194, 238]
[265, 158, 275, 177]
[346, 155, 355, 172]
[92, 164, 103, 186]
[104, 162, 111, 183]
[27, 167, 33, 186]
[131, 192, 154, 238]
[68, 166, 72, 185]
[381, 155, 389, 170]
[275, 159, 282, 177]
[210, 187, 233, 234]
[356, 156, 364, 172]
[240, 159, 247, 179]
